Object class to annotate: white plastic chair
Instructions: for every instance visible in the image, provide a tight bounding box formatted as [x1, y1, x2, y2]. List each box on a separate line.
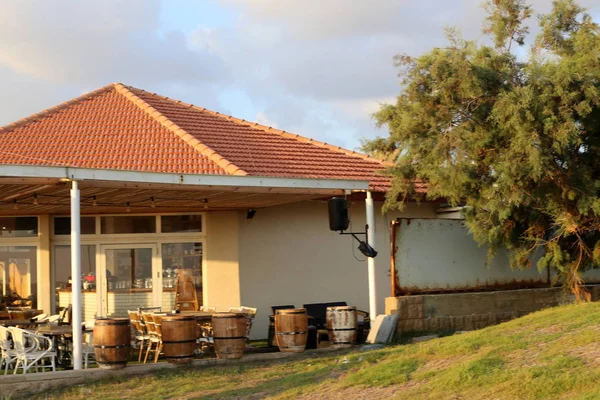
[45, 315, 62, 326]
[32, 313, 48, 323]
[0, 326, 18, 374]
[8, 327, 56, 374]
[83, 320, 95, 330]
[82, 332, 95, 369]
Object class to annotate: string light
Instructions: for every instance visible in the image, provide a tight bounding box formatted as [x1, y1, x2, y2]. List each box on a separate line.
[1, 195, 216, 210]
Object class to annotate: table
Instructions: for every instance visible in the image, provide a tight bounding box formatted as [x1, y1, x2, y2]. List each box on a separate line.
[36, 325, 75, 336]
[6, 309, 43, 320]
[0, 319, 40, 327]
[36, 326, 77, 369]
[179, 311, 213, 324]
[179, 311, 214, 318]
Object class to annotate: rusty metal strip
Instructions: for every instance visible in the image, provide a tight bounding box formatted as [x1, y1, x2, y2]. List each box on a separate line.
[390, 219, 401, 297]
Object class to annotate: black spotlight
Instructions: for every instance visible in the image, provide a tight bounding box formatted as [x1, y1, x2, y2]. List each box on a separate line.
[358, 241, 378, 258]
[246, 209, 257, 220]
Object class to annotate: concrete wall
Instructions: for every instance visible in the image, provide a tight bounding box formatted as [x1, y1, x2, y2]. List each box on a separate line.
[386, 285, 600, 335]
[204, 211, 241, 311]
[238, 200, 437, 338]
[395, 219, 549, 293]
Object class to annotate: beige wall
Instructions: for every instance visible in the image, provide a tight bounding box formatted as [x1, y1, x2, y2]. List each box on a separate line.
[32, 201, 434, 338]
[237, 200, 437, 338]
[204, 211, 241, 311]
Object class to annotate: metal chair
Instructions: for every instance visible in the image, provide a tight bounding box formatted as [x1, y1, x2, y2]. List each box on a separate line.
[58, 305, 72, 325]
[8, 327, 56, 374]
[0, 326, 18, 374]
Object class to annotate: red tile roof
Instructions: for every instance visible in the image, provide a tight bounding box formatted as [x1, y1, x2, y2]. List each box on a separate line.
[0, 83, 392, 191]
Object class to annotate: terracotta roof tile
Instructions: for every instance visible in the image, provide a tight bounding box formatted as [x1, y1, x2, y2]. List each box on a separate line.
[0, 83, 392, 191]
[0, 85, 226, 175]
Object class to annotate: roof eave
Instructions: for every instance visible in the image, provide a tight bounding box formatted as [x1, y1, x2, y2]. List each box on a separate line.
[0, 165, 370, 193]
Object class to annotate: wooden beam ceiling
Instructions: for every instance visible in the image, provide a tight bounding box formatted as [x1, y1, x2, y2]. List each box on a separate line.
[0, 182, 334, 216]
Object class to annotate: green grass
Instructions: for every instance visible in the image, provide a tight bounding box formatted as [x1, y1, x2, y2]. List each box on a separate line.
[37, 302, 600, 399]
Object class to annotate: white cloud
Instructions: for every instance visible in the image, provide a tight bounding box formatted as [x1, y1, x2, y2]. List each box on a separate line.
[0, 1, 227, 85]
[1, 0, 599, 151]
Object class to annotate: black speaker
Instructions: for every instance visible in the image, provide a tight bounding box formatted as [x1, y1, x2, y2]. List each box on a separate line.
[328, 197, 350, 231]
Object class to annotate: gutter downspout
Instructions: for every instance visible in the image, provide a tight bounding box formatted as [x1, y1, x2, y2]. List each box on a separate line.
[71, 180, 82, 370]
[365, 191, 377, 319]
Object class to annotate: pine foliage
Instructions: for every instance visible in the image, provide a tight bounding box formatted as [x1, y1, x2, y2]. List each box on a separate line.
[367, 0, 600, 299]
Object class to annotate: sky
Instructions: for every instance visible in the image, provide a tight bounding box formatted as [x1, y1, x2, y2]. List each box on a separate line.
[0, 0, 599, 151]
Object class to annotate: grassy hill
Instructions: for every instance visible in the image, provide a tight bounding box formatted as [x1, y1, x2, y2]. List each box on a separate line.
[47, 302, 600, 400]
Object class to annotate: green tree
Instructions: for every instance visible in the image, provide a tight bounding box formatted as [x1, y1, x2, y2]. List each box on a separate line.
[367, 0, 600, 299]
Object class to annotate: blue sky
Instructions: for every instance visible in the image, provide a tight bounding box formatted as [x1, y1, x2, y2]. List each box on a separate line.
[0, 0, 599, 152]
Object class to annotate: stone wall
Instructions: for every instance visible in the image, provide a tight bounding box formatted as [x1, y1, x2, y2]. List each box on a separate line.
[385, 286, 600, 335]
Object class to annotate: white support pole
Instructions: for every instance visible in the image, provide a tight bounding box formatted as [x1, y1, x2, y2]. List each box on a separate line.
[365, 191, 377, 320]
[71, 180, 82, 370]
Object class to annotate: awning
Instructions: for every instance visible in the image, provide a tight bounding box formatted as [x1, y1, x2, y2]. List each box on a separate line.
[0, 165, 369, 215]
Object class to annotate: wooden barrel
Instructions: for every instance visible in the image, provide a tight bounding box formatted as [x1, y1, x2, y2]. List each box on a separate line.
[161, 315, 198, 364]
[275, 308, 308, 353]
[212, 313, 247, 359]
[326, 306, 357, 348]
[93, 318, 131, 370]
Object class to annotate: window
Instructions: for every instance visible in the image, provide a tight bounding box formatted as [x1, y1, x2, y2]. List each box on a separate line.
[161, 215, 202, 233]
[0, 246, 37, 308]
[105, 248, 152, 291]
[0, 217, 38, 237]
[53, 245, 96, 291]
[161, 243, 202, 292]
[53, 217, 96, 235]
[100, 216, 156, 234]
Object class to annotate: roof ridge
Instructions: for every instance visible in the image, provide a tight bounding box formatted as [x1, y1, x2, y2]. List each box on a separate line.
[122, 86, 393, 168]
[114, 84, 248, 176]
[0, 84, 116, 133]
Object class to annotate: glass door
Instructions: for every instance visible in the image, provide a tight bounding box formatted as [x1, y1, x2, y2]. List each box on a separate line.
[98, 244, 161, 317]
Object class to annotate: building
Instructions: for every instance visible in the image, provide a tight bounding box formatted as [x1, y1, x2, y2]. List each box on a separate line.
[0, 83, 440, 340]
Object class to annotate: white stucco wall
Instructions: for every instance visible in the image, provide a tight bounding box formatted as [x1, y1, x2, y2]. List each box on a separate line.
[395, 219, 549, 292]
[238, 200, 437, 338]
[394, 218, 600, 292]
